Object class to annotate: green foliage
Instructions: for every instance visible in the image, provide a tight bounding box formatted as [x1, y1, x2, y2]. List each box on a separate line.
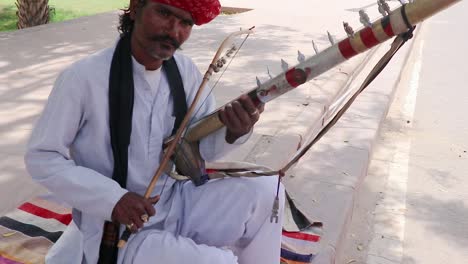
[0, 5, 17, 31]
[0, 0, 129, 32]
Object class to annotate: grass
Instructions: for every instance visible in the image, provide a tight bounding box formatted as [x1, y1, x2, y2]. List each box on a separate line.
[0, 0, 128, 32]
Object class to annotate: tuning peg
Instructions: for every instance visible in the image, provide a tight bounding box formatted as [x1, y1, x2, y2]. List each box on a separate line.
[377, 3, 386, 16]
[267, 66, 273, 79]
[377, 0, 391, 16]
[215, 60, 224, 70]
[312, 40, 319, 54]
[297, 50, 306, 63]
[327, 31, 335, 45]
[359, 10, 372, 27]
[225, 45, 237, 57]
[281, 59, 289, 72]
[343, 22, 355, 38]
[256, 76, 262, 88]
[212, 65, 221, 73]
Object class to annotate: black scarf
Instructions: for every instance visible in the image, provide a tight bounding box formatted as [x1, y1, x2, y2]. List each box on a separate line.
[98, 33, 187, 264]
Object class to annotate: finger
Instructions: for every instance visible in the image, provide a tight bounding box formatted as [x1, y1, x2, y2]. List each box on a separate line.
[224, 104, 241, 129]
[115, 211, 132, 226]
[140, 214, 149, 223]
[239, 97, 261, 123]
[133, 202, 147, 218]
[232, 101, 251, 127]
[237, 100, 260, 124]
[148, 195, 160, 205]
[127, 222, 138, 233]
[251, 112, 260, 123]
[130, 212, 145, 229]
[143, 199, 156, 217]
[123, 209, 136, 231]
[258, 103, 265, 114]
[238, 95, 257, 115]
[130, 203, 148, 229]
[218, 107, 228, 125]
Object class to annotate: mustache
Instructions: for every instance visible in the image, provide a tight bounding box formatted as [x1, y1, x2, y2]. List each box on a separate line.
[150, 35, 181, 49]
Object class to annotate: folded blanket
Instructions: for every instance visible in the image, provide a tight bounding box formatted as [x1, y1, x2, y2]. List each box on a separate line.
[280, 229, 321, 264]
[0, 198, 71, 264]
[0, 197, 321, 264]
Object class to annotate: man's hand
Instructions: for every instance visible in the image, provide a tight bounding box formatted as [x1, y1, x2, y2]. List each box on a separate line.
[111, 192, 160, 232]
[219, 95, 264, 144]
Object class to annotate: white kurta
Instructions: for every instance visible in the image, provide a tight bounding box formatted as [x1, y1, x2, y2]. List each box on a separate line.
[25, 43, 283, 264]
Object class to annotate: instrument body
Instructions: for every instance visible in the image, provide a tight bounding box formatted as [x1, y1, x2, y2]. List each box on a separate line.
[173, 0, 460, 147]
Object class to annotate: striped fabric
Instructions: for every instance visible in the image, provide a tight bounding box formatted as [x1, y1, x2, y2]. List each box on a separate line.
[0, 198, 71, 264]
[280, 228, 322, 264]
[0, 198, 321, 264]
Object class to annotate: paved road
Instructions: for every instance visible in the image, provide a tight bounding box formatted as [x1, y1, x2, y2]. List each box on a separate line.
[341, 1, 468, 263]
[401, 1, 468, 262]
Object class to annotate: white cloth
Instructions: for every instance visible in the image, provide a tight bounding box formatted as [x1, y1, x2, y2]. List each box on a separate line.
[24, 42, 279, 264]
[137, 58, 162, 99]
[120, 176, 284, 264]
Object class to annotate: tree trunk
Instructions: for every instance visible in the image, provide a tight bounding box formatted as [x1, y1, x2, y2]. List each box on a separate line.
[16, 0, 50, 29]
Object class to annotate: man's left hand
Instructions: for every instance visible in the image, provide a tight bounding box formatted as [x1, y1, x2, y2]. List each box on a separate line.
[219, 95, 264, 144]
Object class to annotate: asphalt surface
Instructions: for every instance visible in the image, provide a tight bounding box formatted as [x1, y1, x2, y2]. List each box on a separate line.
[342, 1, 468, 263]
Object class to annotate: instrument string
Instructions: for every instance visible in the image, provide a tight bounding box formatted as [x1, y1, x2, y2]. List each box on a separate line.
[158, 30, 253, 195]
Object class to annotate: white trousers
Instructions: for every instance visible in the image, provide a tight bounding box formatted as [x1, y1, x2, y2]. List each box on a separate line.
[119, 176, 285, 264]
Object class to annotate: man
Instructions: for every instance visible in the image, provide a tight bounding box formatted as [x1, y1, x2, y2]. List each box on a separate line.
[25, 0, 284, 263]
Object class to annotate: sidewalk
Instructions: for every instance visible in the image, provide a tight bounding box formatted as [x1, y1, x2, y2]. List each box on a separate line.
[0, 4, 412, 263]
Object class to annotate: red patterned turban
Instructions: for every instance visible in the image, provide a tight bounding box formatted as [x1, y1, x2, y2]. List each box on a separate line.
[151, 0, 221, 25]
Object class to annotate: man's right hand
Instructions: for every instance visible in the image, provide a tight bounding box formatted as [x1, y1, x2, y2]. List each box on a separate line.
[111, 192, 160, 232]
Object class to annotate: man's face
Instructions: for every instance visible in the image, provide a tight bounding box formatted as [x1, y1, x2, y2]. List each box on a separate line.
[131, 1, 194, 61]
